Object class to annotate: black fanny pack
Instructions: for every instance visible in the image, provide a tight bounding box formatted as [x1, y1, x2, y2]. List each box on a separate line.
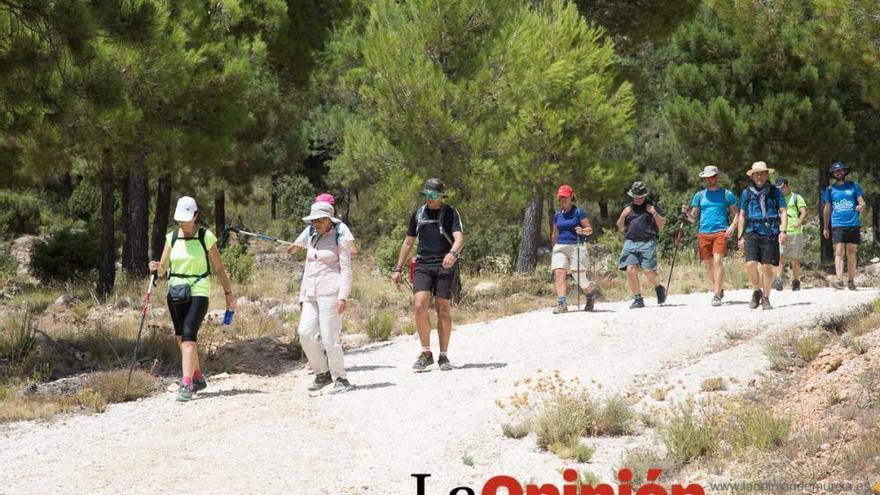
[168, 283, 193, 305]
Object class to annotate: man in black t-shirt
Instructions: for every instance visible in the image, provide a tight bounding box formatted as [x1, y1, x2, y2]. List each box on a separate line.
[392, 178, 464, 372]
[615, 181, 668, 309]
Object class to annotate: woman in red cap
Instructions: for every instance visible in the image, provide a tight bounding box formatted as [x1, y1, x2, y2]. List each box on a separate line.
[550, 184, 595, 313]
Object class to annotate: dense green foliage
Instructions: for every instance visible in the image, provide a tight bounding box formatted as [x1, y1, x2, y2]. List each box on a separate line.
[1, 0, 879, 286]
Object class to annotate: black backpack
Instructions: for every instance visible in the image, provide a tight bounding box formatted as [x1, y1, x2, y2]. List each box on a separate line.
[414, 204, 463, 304]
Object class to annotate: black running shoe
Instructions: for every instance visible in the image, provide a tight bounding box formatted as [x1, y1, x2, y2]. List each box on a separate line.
[194, 377, 207, 392]
[438, 354, 453, 371]
[749, 289, 763, 309]
[655, 285, 667, 305]
[792, 279, 801, 291]
[584, 294, 595, 312]
[308, 371, 332, 391]
[848, 280, 857, 291]
[412, 352, 434, 372]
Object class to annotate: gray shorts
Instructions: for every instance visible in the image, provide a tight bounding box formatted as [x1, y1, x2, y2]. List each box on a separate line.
[619, 240, 658, 271]
[779, 232, 804, 259]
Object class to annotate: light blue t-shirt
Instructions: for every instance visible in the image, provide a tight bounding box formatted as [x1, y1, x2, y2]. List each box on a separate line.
[822, 182, 863, 228]
[691, 188, 738, 233]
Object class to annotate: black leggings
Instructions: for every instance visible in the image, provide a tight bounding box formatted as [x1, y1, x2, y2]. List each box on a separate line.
[167, 296, 209, 343]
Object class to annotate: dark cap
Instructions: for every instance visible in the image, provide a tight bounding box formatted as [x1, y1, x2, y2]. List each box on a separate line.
[775, 177, 789, 186]
[627, 181, 649, 198]
[422, 177, 447, 198]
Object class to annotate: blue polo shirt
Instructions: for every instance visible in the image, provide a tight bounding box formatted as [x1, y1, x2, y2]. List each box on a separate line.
[822, 182, 863, 228]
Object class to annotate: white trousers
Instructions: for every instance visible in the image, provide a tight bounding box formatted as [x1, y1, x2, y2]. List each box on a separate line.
[297, 296, 346, 379]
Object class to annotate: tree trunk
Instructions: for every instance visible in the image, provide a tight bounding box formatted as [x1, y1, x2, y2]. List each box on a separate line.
[819, 164, 833, 266]
[121, 173, 131, 270]
[873, 194, 880, 246]
[546, 196, 555, 249]
[122, 167, 150, 277]
[151, 174, 171, 262]
[270, 173, 278, 221]
[96, 148, 116, 299]
[515, 195, 544, 273]
[214, 190, 226, 237]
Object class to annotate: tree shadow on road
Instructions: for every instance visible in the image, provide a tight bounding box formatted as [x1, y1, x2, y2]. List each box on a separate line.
[345, 342, 394, 355]
[773, 302, 814, 309]
[350, 382, 396, 392]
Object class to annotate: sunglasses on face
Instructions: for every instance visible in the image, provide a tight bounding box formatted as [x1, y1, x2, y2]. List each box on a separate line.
[422, 190, 443, 200]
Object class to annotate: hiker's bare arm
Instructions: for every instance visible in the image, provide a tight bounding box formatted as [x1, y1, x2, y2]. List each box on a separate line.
[857, 195, 866, 212]
[616, 208, 630, 232]
[286, 244, 304, 254]
[647, 204, 667, 228]
[349, 241, 359, 257]
[778, 207, 788, 243]
[149, 244, 170, 273]
[823, 203, 831, 238]
[443, 231, 464, 269]
[392, 235, 416, 284]
[737, 206, 746, 249]
[726, 206, 739, 237]
[575, 217, 592, 236]
[796, 206, 807, 229]
[551, 224, 558, 246]
[683, 205, 699, 224]
[209, 245, 237, 311]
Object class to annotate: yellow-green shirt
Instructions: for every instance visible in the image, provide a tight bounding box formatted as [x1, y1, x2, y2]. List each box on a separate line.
[785, 192, 807, 234]
[166, 228, 216, 297]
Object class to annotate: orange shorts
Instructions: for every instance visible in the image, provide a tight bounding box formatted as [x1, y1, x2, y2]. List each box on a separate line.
[697, 231, 729, 260]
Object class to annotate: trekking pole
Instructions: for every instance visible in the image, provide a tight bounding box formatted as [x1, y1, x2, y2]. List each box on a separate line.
[125, 270, 157, 398]
[225, 226, 295, 246]
[576, 234, 582, 310]
[665, 219, 686, 293]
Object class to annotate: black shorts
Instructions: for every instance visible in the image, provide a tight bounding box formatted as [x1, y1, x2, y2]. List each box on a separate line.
[744, 232, 780, 265]
[832, 226, 861, 245]
[167, 295, 209, 342]
[413, 263, 455, 300]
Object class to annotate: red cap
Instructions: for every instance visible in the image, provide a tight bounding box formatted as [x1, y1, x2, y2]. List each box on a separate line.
[557, 184, 573, 198]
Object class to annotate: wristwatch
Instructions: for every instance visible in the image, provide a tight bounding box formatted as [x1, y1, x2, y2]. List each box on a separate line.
[450, 250, 460, 259]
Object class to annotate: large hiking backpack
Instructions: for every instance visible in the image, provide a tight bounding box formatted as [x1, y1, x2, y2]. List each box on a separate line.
[742, 185, 781, 236]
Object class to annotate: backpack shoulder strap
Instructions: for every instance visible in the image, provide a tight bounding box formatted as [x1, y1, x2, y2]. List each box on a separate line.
[198, 227, 211, 276]
[438, 205, 454, 246]
[171, 229, 179, 248]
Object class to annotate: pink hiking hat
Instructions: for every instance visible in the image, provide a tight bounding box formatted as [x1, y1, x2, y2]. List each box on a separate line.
[315, 193, 335, 205]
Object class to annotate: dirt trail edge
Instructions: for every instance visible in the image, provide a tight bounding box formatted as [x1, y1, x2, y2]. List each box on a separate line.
[1, 288, 875, 495]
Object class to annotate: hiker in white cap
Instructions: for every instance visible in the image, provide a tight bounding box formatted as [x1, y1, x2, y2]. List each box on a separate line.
[296, 201, 353, 393]
[681, 166, 739, 306]
[736, 162, 787, 310]
[149, 196, 236, 402]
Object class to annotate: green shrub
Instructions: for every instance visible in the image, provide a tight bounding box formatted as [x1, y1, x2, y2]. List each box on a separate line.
[727, 407, 790, 451]
[0, 190, 41, 239]
[364, 310, 395, 342]
[0, 246, 18, 279]
[0, 309, 36, 374]
[220, 242, 255, 283]
[30, 226, 101, 283]
[662, 404, 719, 463]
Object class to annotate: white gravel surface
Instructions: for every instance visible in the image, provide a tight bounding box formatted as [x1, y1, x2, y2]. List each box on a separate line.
[0, 287, 875, 494]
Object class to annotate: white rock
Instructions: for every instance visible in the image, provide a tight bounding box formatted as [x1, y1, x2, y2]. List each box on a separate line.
[55, 294, 76, 306]
[472, 281, 499, 295]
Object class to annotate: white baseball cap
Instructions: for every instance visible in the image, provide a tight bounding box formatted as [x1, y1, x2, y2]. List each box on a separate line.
[173, 196, 198, 222]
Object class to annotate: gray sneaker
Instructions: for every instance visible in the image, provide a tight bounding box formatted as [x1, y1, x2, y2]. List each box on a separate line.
[848, 280, 857, 291]
[711, 294, 722, 307]
[584, 294, 595, 312]
[331, 377, 353, 393]
[552, 301, 568, 314]
[749, 289, 763, 309]
[772, 277, 783, 291]
[308, 371, 332, 391]
[412, 352, 434, 372]
[438, 354, 453, 371]
[176, 384, 195, 402]
[630, 296, 645, 309]
[832, 279, 845, 290]
[760, 297, 773, 310]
